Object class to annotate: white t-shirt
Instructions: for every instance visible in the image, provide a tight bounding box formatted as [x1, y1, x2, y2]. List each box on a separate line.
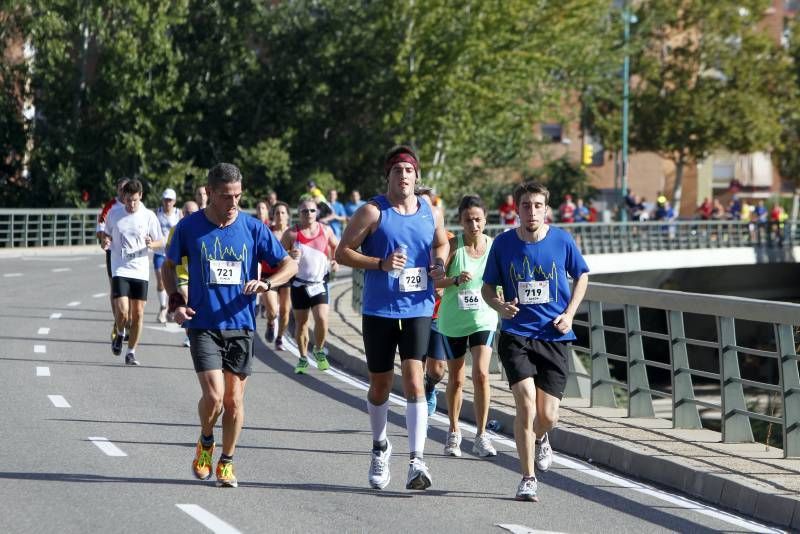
[106, 206, 163, 280]
[155, 207, 181, 255]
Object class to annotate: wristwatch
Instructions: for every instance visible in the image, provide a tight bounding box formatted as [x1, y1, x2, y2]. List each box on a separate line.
[452, 276, 460, 286]
[264, 279, 272, 291]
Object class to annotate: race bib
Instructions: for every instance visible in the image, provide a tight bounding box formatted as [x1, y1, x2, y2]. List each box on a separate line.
[399, 267, 427, 292]
[306, 282, 325, 297]
[209, 259, 242, 285]
[121, 246, 146, 261]
[458, 289, 481, 310]
[518, 280, 549, 304]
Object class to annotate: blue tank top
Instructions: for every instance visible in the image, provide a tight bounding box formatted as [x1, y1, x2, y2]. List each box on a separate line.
[361, 195, 436, 318]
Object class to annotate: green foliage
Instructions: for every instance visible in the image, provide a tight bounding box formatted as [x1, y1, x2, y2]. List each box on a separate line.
[774, 18, 800, 185]
[584, 0, 795, 213]
[235, 137, 293, 207]
[527, 157, 598, 209]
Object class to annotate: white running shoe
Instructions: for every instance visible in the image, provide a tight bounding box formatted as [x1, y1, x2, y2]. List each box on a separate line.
[405, 457, 432, 490]
[157, 306, 168, 324]
[472, 433, 497, 457]
[516, 477, 539, 501]
[368, 441, 392, 490]
[182, 336, 191, 348]
[535, 432, 553, 472]
[444, 431, 462, 457]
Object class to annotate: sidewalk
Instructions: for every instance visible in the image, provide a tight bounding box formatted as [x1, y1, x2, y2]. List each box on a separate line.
[325, 277, 800, 530]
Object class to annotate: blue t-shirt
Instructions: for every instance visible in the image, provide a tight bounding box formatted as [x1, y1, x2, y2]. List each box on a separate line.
[361, 195, 436, 319]
[345, 200, 365, 217]
[167, 210, 287, 331]
[328, 200, 347, 238]
[483, 226, 589, 341]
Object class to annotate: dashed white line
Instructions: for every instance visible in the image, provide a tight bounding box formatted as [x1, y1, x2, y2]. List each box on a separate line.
[36, 366, 50, 377]
[48, 395, 70, 408]
[38, 327, 50, 335]
[88, 437, 127, 457]
[51, 268, 71, 273]
[498, 526, 564, 534]
[3, 273, 22, 278]
[34, 345, 46, 353]
[67, 301, 80, 307]
[92, 292, 108, 298]
[176, 504, 242, 534]
[50, 313, 62, 319]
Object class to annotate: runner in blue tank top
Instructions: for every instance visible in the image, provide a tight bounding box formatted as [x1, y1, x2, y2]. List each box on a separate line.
[482, 181, 589, 502]
[336, 145, 449, 491]
[162, 163, 298, 488]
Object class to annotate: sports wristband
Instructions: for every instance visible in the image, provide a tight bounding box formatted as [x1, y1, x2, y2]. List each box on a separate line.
[453, 276, 460, 286]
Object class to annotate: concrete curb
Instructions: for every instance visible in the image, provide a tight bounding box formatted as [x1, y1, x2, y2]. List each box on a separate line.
[0, 245, 103, 258]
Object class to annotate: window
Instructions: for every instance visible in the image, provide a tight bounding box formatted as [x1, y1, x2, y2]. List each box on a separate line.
[540, 123, 563, 143]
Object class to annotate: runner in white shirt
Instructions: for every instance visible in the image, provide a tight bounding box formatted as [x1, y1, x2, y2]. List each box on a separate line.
[154, 188, 182, 323]
[102, 179, 164, 365]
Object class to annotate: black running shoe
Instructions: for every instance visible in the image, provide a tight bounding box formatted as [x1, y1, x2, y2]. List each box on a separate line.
[111, 334, 123, 356]
[125, 353, 140, 366]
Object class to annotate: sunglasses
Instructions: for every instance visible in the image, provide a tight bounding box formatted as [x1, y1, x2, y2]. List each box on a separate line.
[300, 208, 317, 214]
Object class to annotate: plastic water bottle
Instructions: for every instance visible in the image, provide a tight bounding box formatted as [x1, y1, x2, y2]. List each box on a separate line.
[487, 419, 502, 432]
[388, 243, 408, 279]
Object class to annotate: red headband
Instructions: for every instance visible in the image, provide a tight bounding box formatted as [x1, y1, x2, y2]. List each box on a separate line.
[384, 153, 419, 177]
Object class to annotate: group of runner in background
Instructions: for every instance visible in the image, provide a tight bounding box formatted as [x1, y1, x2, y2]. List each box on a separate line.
[95, 150, 589, 501]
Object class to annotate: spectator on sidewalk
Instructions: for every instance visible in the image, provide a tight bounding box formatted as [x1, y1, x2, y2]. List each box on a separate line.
[499, 194, 518, 226]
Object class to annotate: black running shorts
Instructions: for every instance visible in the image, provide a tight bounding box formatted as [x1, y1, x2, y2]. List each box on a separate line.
[290, 282, 329, 310]
[444, 330, 495, 360]
[362, 315, 432, 373]
[188, 329, 254, 377]
[497, 332, 569, 399]
[111, 276, 149, 301]
[425, 320, 449, 362]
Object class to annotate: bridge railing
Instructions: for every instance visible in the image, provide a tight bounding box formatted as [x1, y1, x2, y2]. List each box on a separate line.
[350, 268, 800, 457]
[0, 209, 98, 248]
[1, 208, 796, 252]
[573, 283, 800, 458]
[470, 219, 798, 253]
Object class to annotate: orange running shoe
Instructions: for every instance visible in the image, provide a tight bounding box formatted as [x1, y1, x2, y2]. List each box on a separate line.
[192, 440, 215, 480]
[215, 460, 238, 488]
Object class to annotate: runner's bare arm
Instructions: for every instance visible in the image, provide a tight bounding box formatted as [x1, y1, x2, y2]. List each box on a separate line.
[163, 257, 196, 325]
[244, 255, 297, 295]
[428, 206, 449, 281]
[434, 235, 458, 288]
[334, 202, 386, 271]
[326, 226, 340, 271]
[553, 272, 589, 334]
[481, 282, 519, 319]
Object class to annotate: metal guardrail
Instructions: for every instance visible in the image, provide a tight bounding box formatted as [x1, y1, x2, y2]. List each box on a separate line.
[349, 268, 800, 457]
[572, 283, 800, 457]
[0, 209, 99, 247]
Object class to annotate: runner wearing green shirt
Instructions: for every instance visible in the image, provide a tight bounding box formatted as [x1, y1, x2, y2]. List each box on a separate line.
[435, 195, 499, 458]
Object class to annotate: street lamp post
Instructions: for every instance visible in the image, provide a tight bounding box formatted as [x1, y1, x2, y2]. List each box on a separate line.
[620, 0, 632, 222]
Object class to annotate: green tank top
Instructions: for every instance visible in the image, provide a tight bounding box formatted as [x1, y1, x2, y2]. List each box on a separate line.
[437, 233, 499, 338]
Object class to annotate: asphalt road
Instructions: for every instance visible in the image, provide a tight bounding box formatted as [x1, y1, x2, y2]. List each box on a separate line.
[0, 251, 784, 533]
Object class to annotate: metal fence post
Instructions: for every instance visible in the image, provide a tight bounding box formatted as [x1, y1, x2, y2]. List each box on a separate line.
[718, 316, 754, 443]
[776, 324, 800, 457]
[667, 310, 702, 429]
[625, 304, 655, 417]
[589, 301, 616, 408]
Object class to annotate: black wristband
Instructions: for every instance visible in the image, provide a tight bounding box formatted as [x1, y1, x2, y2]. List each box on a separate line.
[264, 278, 272, 291]
[168, 292, 187, 313]
[453, 276, 460, 286]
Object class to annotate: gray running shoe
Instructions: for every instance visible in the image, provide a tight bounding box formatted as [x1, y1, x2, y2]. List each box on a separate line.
[472, 433, 497, 457]
[405, 457, 432, 490]
[125, 353, 140, 366]
[534, 433, 553, 472]
[444, 431, 462, 457]
[516, 477, 539, 501]
[368, 441, 392, 490]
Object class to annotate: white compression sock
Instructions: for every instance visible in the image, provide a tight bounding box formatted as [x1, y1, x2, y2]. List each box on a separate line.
[367, 399, 389, 443]
[158, 290, 167, 308]
[406, 401, 428, 457]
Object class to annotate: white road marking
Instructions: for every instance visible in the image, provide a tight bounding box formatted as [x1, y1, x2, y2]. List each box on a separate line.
[34, 345, 46, 353]
[497, 526, 564, 534]
[3, 273, 22, 278]
[48, 395, 70, 408]
[51, 268, 71, 273]
[38, 327, 50, 335]
[50, 313, 62, 319]
[176, 504, 242, 534]
[67, 301, 80, 307]
[92, 292, 107, 298]
[281, 332, 782, 534]
[36, 366, 50, 376]
[88, 437, 127, 457]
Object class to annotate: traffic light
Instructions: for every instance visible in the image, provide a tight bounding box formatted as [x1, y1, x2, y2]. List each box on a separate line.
[582, 144, 594, 166]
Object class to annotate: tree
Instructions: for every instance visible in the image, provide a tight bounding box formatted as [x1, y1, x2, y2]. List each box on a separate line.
[584, 0, 794, 215]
